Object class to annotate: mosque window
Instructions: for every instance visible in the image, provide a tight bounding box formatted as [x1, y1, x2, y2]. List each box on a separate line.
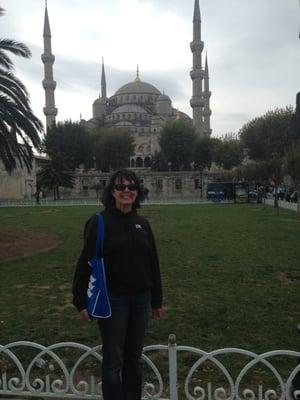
[144, 157, 151, 168]
[127, 96, 129, 101]
[133, 95, 136, 101]
[175, 179, 182, 190]
[136, 157, 143, 168]
[194, 179, 201, 189]
[156, 179, 163, 191]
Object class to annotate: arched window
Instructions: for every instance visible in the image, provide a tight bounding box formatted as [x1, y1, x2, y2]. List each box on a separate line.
[175, 179, 182, 190]
[136, 157, 143, 168]
[144, 156, 151, 168]
[156, 178, 163, 190]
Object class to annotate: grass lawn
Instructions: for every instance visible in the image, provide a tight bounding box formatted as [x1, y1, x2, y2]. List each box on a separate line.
[0, 203, 299, 352]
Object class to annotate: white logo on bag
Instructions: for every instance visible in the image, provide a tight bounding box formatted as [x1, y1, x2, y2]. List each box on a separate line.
[135, 224, 142, 229]
[87, 275, 96, 298]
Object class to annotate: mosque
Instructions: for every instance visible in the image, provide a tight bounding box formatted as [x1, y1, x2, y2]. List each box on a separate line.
[0, 0, 214, 201]
[42, 0, 212, 169]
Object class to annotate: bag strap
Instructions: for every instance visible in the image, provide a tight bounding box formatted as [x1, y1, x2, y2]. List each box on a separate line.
[94, 213, 104, 259]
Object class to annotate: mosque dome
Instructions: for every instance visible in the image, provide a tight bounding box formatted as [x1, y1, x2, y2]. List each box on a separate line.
[93, 96, 107, 119]
[157, 93, 171, 102]
[115, 121, 134, 127]
[156, 92, 172, 116]
[115, 80, 161, 96]
[112, 104, 147, 114]
[93, 97, 106, 105]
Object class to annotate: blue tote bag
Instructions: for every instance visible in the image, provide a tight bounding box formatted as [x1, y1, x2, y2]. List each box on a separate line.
[86, 214, 111, 318]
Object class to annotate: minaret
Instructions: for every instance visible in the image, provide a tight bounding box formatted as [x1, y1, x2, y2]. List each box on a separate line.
[41, 1, 57, 130]
[203, 53, 212, 136]
[93, 58, 107, 119]
[190, 0, 205, 137]
[101, 57, 107, 99]
[134, 65, 141, 82]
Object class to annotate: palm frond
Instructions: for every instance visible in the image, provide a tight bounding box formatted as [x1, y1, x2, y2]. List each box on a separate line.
[0, 39, 31, 58]
[0, 11, 43, 174]
[0, 50, 14, 70]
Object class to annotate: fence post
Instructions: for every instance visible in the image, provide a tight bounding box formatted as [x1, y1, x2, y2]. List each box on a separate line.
[168, 334, 178, 400]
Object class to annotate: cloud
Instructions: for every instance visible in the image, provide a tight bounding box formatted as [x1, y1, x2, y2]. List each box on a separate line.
[2, 0, 299, 135]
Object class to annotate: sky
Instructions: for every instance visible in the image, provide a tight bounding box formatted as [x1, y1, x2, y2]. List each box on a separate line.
[1, 0, 300, 137]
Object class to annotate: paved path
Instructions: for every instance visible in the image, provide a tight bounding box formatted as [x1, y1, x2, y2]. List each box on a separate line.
[265, 199, 300, 213]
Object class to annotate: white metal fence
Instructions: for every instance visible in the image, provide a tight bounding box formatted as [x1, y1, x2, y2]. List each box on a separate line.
[1, 335, 300, 400]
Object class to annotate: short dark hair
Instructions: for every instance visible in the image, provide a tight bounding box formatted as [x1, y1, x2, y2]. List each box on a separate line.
[102, 169, 142, 209]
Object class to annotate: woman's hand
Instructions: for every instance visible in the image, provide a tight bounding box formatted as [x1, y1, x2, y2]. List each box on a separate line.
[79, 309, 91, 322]
[152, 308, 164, 320]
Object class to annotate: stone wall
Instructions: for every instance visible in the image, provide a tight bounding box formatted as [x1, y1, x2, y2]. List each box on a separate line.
[0, 160, 36, 200]
[59, 169, 232, 201]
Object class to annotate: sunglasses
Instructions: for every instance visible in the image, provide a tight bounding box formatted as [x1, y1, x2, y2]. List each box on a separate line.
[114, 183, 138, 192]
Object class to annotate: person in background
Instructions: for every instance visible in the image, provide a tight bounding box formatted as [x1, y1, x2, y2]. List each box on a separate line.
[72, 169, 163, 400]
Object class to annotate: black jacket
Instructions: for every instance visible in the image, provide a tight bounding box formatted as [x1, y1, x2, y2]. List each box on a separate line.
[72, 207, 163, 311]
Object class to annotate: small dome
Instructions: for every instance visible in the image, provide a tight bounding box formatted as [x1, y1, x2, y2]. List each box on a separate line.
[93, 97, 106, 105]
[115, 80, 161, 96]
[112, 104, 147, 114]
[114, 121, 134, 126]
[157, 93, 171, 102]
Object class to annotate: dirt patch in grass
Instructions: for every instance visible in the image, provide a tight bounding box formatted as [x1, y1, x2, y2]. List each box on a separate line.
[275, 271, 300, 284]
[0, 229, 63, 263]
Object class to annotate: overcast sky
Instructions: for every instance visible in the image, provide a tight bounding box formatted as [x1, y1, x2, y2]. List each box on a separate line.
[1, 0, 300, 136]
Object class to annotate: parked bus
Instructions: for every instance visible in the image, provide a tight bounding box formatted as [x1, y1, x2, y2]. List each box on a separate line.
[206, 182, 249, 203]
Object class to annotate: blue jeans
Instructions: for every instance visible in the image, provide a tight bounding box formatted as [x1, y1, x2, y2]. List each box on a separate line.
[98, 291, 151, 400]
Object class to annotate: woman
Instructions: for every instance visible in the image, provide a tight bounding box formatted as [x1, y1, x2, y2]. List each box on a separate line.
[72, 169, 163, 400]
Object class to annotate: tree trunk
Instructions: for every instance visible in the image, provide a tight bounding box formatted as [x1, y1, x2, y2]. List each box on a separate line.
[274, 180, 279, 208]
[297, 183, 300, 218]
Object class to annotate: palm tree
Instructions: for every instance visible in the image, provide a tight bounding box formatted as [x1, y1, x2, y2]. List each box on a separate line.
[0, 6, 43, 174]
[37, 157, 75, 200]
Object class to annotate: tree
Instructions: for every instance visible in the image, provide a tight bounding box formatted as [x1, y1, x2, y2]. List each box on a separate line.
[239, 107, 297, 207]
[159, 120, 197, 170]
[37, 156, 75, 200]
[285, 143, 300, 216]
[211, 137, 243, 170]
[93, 129, 134, 172]
[44, 121, 93, 170]
[193, 137, 214, 171]
[235, 160, 273, 186]
[285, 143, 300, 184]
[151, 151, 168, 171]
[0, 7, 43, 173]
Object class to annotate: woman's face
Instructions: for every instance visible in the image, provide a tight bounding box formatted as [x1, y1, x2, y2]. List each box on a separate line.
[112, 178, 138, 210]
